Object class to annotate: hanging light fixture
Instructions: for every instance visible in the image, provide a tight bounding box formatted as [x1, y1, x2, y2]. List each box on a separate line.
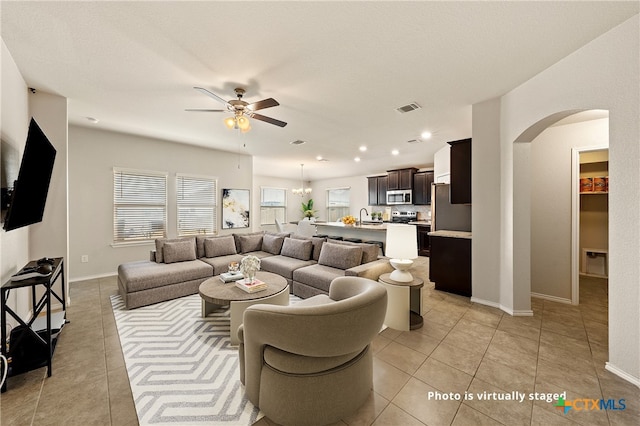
[292, 164, 312, 196]
[223, 113, 251, 133]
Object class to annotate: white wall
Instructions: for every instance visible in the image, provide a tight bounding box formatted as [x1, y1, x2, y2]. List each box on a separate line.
[433, 145, 451, 183]
[473, 16, 638, 383]
[68, 126, 252, 281]
[1, 39, 31, 323]
[29, 90, 68, 305]
[530, 118, 608, 300]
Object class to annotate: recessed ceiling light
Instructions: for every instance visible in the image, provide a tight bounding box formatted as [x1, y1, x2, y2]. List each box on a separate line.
[316, 155, 323, 160]
[391, 149, 399, 156]
[86, 117, 99, 124]
[359, 145, 367, 152]
[421, 131, 432, 139]
[290, 139, 306, 145]
[354, 157, 361, 162]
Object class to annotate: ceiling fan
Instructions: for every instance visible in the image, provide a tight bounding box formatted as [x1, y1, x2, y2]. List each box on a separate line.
[186, 87, 287, 131]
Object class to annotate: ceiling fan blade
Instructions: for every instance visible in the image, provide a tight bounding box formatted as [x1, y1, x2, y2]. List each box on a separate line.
[247, 98, 279, 111]
[185, 108, 226, 112]
[251, 113, 287, 127]
[193, 87, 229, 105]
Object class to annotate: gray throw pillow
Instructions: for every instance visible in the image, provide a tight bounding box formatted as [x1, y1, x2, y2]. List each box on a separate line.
[237, 234, 264, 253]
[204, 235, 237, 258]
[155, 237, 195, 263]
[326, 239, 378, 264]
[262, 234, 285, 255]
[280, 238, 313, 261]
[318, 243, 363, 270]
[163, 239, 197, 264]
[291, 234, 326, 261]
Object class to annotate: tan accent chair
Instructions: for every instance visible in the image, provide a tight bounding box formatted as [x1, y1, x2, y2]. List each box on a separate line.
[238, 276, 388, 426]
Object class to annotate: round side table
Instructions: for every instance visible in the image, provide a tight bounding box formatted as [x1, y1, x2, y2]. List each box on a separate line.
[378, 273, 424, 331]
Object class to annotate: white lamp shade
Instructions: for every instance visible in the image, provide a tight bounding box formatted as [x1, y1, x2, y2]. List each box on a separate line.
[385, 224, 418, 260]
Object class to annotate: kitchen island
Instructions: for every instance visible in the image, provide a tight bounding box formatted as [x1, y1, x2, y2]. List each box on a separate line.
[315, 222, 388, 252]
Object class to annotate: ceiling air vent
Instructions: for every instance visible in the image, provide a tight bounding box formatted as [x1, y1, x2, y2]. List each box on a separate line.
[407, 139, 422, 144]
[395, 102, 421, 114]
[290, 139, 306, 145]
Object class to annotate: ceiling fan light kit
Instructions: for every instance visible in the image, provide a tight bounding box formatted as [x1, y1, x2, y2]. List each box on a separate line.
[188, 87, 287, 132]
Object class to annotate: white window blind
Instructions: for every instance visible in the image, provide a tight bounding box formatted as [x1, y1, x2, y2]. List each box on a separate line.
[327, 187, 350, 222]
[113, 168, 167, 243]
[260, 187, 286, 225]
[177, 174, 217, 236]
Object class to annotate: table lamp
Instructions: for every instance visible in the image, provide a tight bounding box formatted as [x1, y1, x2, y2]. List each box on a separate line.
[385, 224, 418, 282]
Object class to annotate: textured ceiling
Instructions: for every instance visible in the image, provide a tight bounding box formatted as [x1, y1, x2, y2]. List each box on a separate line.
[1, 1, 637, 179]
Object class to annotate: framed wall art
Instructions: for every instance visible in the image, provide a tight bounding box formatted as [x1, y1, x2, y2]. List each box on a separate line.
[222, 188, 250, 229]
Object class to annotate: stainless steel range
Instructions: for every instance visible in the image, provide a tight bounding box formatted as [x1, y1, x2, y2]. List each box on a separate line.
[391, 211, 416, 223]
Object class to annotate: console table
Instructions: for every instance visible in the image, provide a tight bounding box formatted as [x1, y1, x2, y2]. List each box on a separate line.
[1, 257, 66, 392]
[378, 273, 424, 331]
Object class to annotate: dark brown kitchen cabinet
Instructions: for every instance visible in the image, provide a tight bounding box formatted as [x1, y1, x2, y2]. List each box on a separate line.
[448, 138, 471, 204]
[367, 176, 388, 206]
[387, 168, 417, 190]
[413, 171, 434, 205]
[429, 235, 471, 297]
[417, 224, 431, 256]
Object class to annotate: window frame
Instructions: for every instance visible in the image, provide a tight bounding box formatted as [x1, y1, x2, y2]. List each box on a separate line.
[113, 167, 168, 245]
[176, 173, 218, 237]
[260, 186, 287, 226]
[326, 187, 351, 222]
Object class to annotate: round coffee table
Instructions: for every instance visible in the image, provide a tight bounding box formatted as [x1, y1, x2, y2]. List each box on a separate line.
[378, 273, 424, 331]
[199, 271, 289, 345]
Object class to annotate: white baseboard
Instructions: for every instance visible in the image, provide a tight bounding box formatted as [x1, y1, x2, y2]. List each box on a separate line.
[470, 297, 533, 316]
[531, 292, 573, 305]
[605, 362, 640, 388]
[69, 272, 117, 283]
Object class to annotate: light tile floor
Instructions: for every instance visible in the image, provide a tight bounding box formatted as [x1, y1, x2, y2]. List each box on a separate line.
[1, 257, 638, 426]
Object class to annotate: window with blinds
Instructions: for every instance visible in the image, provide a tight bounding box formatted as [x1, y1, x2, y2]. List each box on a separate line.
[113, 168, 167, 243]
[327, 187, 350, 222]
[177, 173, 217, 236]
[260, 187, 287, 225]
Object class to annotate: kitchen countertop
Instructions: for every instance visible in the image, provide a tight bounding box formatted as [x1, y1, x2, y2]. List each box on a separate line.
[409, 220, 431, 226]
[316, 222, 387, 231]
[428, 230, 472, 239]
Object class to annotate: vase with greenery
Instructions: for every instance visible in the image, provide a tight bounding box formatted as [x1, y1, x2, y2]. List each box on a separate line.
[301, 199, 316, 219]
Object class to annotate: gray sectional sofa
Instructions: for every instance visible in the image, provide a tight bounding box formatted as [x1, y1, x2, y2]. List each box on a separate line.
[117, 231, 393, 309]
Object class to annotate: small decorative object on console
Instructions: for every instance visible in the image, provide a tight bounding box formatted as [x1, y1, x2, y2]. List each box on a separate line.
[240, 255, 261, 283]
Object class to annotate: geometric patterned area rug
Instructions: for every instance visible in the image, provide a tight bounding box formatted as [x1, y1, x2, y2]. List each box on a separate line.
[111, 293, 263, 426]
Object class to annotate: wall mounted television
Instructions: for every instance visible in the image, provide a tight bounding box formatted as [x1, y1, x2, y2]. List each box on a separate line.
[2, 118, 56, 232]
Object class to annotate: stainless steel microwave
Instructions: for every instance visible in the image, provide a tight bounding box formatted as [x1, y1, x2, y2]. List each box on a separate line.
[386, 190, 412, 205]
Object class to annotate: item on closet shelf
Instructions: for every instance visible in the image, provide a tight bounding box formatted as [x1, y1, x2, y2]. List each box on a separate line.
[580, 177, 594, 192]
[593, 176, 607, 192]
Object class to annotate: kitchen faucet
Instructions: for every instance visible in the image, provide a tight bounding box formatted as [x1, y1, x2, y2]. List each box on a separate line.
[359, 208, 368, 227]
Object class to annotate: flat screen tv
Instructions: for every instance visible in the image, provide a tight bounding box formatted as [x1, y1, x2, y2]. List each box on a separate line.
[2, 118, 56, 231]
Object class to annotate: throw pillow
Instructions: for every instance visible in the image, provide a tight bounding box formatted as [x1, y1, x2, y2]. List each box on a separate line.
[204, 235, 237, 258]
[280, 238, 313, 261]
[236, 233, 264, 253]
[318, 243, 363, 270]
[155, 237, 195, 263]
[163, 239, 197, 264]
[291, 234, 326, 261]
[262, 234, 285, 255]
[326, 239, 378, 264]
[233, 231, 264, 252]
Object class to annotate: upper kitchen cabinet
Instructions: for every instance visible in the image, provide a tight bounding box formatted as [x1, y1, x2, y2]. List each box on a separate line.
[367, 175, 388, 206]
[387, 168, 417, 190]
[448, 138, 471, 204]
[413, 171, 434, 205]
